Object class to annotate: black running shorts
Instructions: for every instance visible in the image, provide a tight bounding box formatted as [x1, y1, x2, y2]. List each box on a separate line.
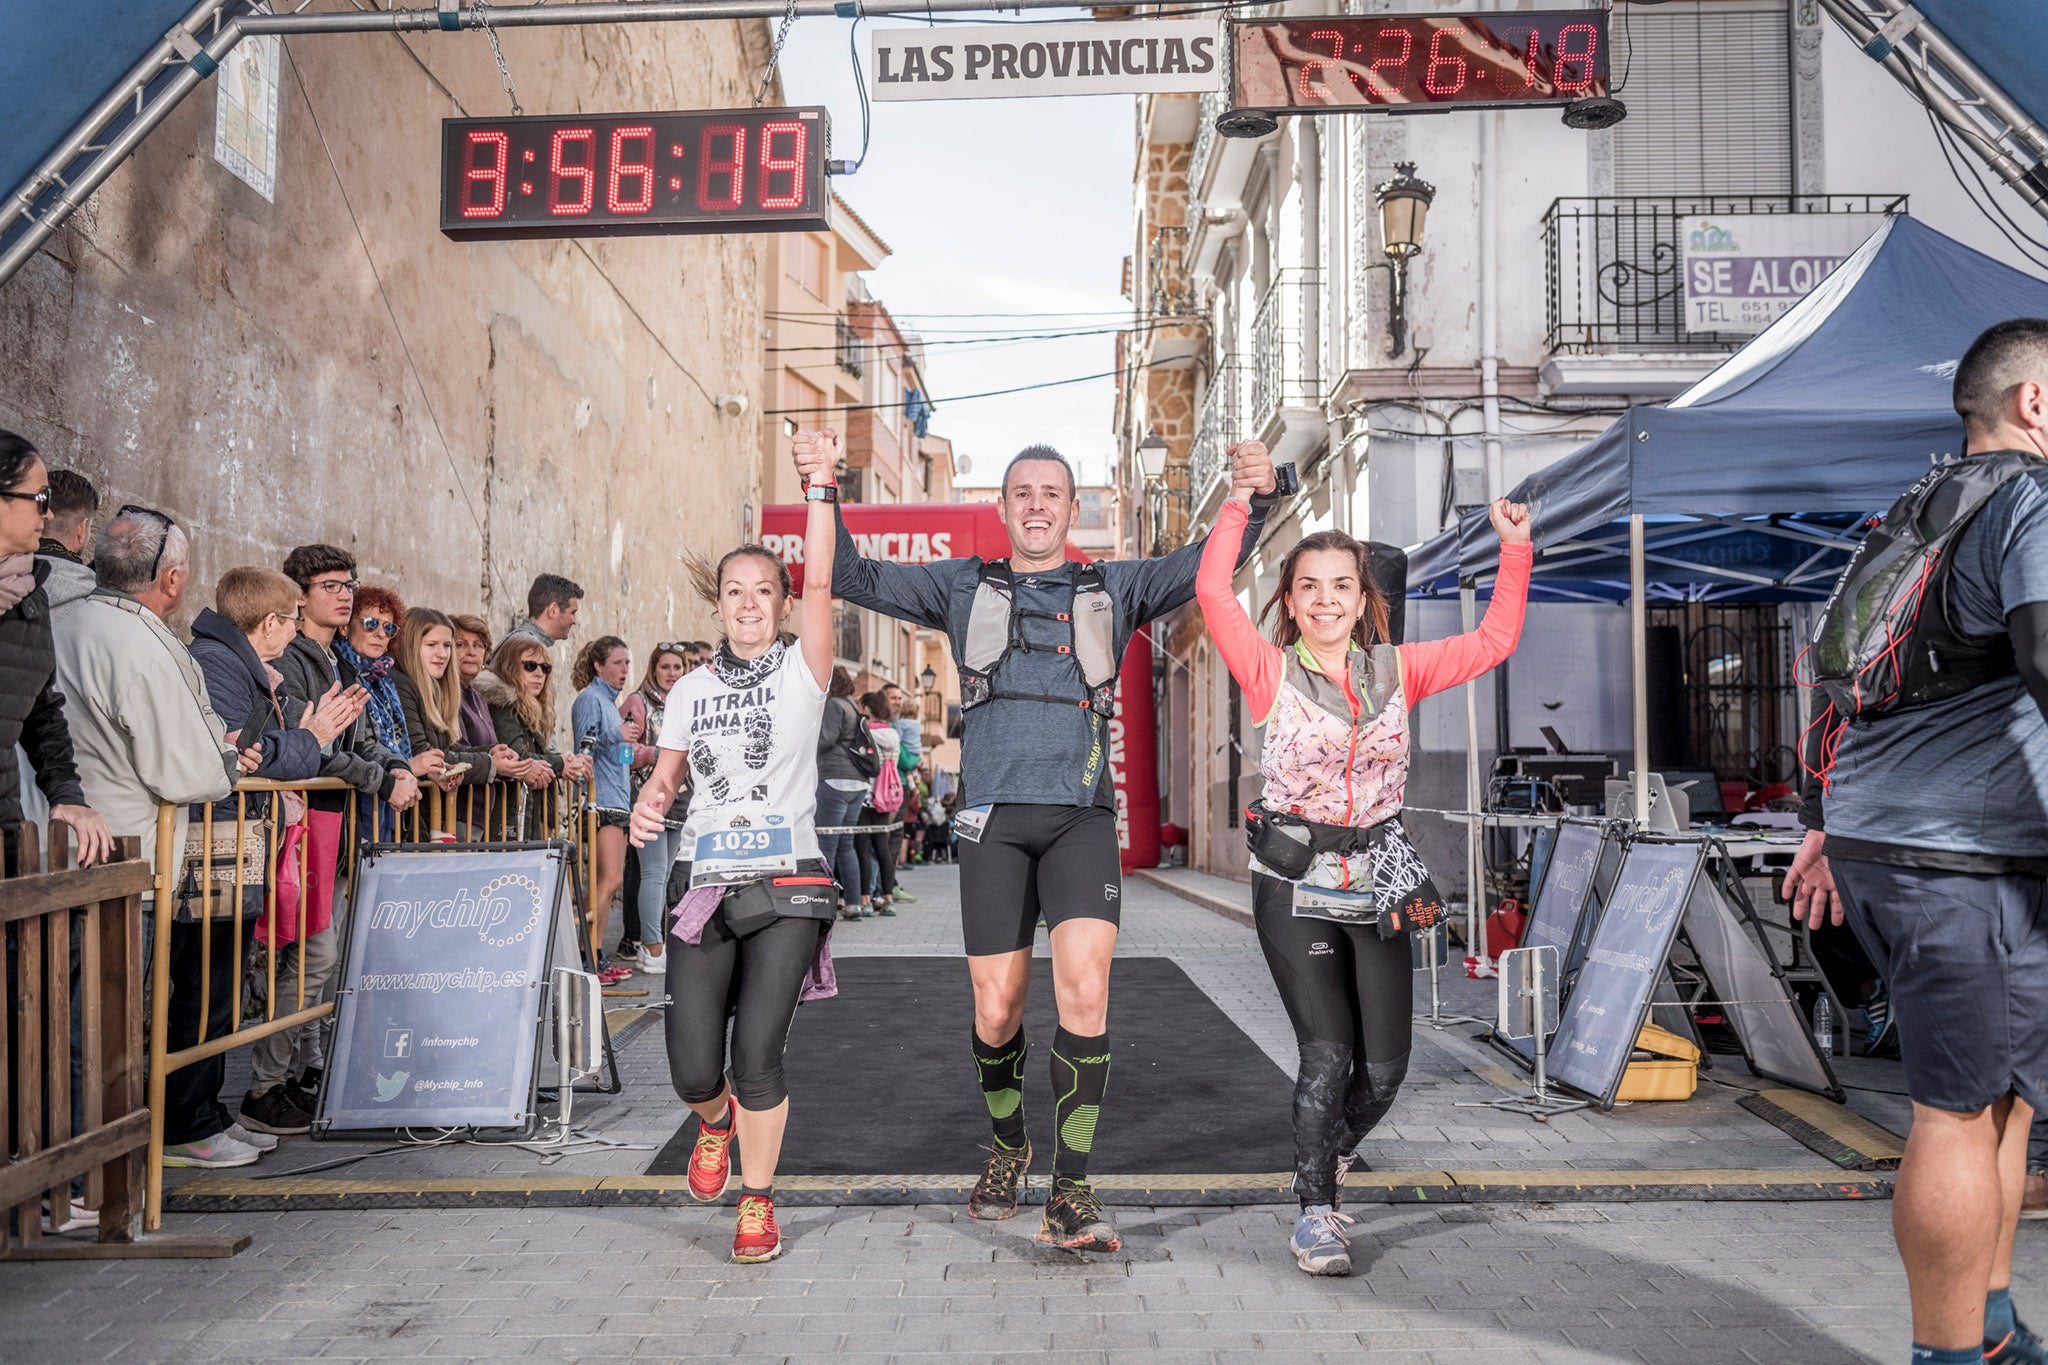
[1833, 857, 2048, 1114]
[956, 803, 1123, 956]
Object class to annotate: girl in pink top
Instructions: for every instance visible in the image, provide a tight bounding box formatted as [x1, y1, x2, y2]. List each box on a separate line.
[1196, 444, 1532, 1276]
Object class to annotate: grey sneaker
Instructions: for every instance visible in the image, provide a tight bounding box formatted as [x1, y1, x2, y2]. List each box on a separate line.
[223, 1122, 279, 1153]
[162, 1132, 263, 1169]
[1291, 1204, 1355, 1276]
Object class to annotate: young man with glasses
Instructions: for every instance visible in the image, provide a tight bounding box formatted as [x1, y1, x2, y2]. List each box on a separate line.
[255, 544, 419, 1128]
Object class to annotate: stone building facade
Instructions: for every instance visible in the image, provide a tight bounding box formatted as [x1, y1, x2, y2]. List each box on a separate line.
[0, 20, 776, 653]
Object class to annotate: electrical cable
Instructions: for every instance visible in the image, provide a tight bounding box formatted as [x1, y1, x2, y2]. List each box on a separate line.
[283, 39, 517, 610]
[764, 320, 1177, 353]
[764, 356, 1177, 414]
[1902, 64, 2048, 268]
[842, 14, 873, 173]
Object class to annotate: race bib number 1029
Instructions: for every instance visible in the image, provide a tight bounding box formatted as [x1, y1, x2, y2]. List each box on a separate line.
[690, 806, 798, 887]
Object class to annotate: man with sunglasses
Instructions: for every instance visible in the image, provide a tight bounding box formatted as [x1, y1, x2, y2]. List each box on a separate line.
[265, 544, 420, 1115]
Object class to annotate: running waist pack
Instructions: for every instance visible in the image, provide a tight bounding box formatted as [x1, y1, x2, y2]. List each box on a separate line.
[720, 874, 839, 935]
[1244, 801, 1447, 940]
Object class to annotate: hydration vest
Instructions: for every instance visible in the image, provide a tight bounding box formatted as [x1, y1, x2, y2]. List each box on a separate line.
[957, 560, 1119, 719]
[1807, 450, 2036, 721]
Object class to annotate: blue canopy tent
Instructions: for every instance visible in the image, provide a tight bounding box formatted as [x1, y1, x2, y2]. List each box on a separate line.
[1403, 213, 2048, 893]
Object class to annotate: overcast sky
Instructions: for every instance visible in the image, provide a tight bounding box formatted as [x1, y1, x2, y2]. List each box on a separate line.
[776, 12, 1135, 487]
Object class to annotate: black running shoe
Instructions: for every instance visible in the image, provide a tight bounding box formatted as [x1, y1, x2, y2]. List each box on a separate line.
[967, 1141, 1031, 1221]
[1037, 1178, 1120, 1252]
[238, 1083, 313, 1136]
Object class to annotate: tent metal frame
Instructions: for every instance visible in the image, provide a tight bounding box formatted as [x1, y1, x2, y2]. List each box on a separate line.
[1816, 0, 2048, 220]
[0, 0, 1086, 289]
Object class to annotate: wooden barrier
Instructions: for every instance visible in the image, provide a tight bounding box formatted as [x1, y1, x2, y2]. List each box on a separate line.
[2, 827, 244, 1259]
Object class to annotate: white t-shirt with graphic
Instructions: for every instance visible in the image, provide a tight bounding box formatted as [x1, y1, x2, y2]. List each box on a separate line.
[657, 641, 827, 871]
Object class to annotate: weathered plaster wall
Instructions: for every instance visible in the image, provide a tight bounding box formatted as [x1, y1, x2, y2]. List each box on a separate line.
[0, 19, 775, 649]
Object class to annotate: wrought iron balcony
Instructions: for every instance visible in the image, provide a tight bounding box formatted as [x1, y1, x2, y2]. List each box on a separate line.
[835, 312, 863, 378]
[1189, 87, 1225, 205]
[1248, 268, 1322, 429]
[1189, 353, 1245, 515]
[1544, 195, 1906, 354]
[1148, 224, 1197, 319]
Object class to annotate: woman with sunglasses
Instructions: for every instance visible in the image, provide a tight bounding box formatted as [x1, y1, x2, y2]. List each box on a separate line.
[628, 431, 840, 1264]
[616, 643, 689, 974]
[477, 635, 592, 839]
[337, 587, 443, 838]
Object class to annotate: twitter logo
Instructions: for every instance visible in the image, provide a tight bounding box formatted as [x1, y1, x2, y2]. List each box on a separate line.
[374, 1070, 410, 1103]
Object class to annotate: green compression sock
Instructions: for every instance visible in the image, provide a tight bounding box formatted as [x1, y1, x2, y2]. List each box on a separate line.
[972, 1026, 1029, 1150]
[1051, 1025, 1111, 1183]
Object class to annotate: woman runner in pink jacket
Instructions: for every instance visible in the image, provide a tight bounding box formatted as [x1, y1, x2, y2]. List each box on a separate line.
[1195, 441, 1532, 1276]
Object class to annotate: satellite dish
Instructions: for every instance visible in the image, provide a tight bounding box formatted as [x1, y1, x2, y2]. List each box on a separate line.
[955, 453, 973, 476]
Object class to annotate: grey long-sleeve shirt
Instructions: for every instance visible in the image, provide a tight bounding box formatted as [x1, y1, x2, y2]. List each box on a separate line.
[831, 494, 1276, 808]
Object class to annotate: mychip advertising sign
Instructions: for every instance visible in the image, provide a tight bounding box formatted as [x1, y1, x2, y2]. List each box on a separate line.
[323, 847, 575, 1133]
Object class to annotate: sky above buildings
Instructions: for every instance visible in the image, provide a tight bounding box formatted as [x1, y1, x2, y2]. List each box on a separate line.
[777, 12, 1135, 487]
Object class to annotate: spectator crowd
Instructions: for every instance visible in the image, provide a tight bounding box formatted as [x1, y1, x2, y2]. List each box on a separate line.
[0, 428, 957, 1199]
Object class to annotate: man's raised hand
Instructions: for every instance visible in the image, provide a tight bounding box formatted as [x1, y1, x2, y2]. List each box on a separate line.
[792, 428, 840, 486]
[1228, 440, 1276, 500]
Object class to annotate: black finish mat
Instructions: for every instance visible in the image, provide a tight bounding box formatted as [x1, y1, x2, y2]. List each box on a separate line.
[647, 955, 1296, 1176]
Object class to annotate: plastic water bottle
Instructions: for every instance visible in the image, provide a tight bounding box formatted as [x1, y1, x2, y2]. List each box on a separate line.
[1812, 994, 1835, 1052]
[613, 742, 634, 767]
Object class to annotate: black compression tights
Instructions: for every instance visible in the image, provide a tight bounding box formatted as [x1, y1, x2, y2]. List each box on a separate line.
[1252, 873, 1414, 1207]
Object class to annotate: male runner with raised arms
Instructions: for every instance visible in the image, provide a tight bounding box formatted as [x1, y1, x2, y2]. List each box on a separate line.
[798, 436, 1277, 1251]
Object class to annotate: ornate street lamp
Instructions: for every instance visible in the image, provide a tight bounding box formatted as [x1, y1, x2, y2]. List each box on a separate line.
[1374, 162, 1436, 359]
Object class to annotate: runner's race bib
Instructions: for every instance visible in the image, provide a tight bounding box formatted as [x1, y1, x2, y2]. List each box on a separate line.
[1292, 882, 1377, 925]
[690, 804, 799, 887]
[954, 803, 994, 845]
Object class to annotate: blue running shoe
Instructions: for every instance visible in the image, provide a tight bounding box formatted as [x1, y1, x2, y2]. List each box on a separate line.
[1862, 983, 1896, 1052]
[1290, 1204, 1355, 1276]
[1986, 1323, 2048, 1364]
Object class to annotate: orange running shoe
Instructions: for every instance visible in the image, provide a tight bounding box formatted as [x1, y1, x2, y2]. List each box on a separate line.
[688, 1114, 733, 1203]
[731, 1192, 783, 1263]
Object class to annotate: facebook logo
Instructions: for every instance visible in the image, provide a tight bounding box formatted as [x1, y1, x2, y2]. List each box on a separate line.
[384, 1029, 413, 1060]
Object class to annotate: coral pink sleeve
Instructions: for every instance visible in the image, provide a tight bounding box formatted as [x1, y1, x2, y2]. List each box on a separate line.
[1195, 499, 1285, 722]
[1398, 541, 1533, 704]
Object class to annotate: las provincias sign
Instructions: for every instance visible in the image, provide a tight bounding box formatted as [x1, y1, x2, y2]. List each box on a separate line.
[870, 20, 1223, 101]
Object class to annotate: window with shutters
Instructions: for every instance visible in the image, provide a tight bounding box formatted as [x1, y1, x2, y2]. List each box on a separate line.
[1612, 0, 1792, 195]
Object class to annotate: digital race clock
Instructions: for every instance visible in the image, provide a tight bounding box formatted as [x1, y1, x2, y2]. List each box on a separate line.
[1231, 11, 1609, 114]
[439, 107, 830, 242]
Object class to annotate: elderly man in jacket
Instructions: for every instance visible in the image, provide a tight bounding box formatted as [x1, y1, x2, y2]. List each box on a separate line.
[51, 507, 265, 1167]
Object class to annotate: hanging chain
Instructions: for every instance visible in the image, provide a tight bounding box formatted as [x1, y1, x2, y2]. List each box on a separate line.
[473, 2, 524, 116]
[753, 0, 803, 108]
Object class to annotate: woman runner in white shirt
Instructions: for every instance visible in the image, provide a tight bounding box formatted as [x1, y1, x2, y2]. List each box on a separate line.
[629, 432, 838, 1264]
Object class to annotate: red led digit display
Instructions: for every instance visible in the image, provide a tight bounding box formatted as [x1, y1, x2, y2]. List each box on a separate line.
[440, 107, 830, 241]
[1232, 11, 1609, 113]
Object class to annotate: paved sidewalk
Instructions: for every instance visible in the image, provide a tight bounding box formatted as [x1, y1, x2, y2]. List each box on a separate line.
[7, 859, 1988, 1363]
[9, 1198, 2045, 1362]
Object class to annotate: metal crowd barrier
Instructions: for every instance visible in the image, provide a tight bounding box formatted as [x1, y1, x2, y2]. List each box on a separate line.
[142, 770, 594, 1229]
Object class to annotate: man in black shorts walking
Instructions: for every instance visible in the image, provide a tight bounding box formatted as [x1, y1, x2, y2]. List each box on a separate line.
[1787, 319, 2048, 1365]
[804, 437, 1276, 1251]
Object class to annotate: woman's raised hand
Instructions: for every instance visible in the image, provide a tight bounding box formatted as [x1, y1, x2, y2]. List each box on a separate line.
[1489, 497, 1532, 545]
